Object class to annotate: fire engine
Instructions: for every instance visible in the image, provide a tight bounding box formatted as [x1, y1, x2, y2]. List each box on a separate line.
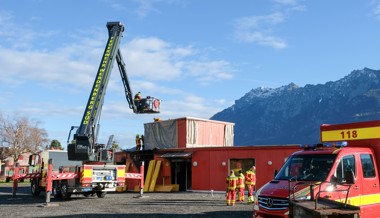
[13, 21, 160, 200]
[254, 119, 380, 218]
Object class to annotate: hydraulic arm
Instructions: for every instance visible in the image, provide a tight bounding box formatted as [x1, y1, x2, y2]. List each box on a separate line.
[67, 21, 160, 162]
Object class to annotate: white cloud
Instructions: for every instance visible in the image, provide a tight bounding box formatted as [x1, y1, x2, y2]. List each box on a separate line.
[161, 95, 221, 119]
[0, 47, 95, 88]
[122, 37, 234, 83]
[131, 0, 184, 18]
[122, 37, 186, 80]
[235, 12, 286, 30]
[96, 91, 226, 122]
[233, 0, 305, 49]
[234, 13, 287, 49]
[373, 3, 380, 19]
[274, 0, 306, 12]
[185, 60, 234, 84]
[0, 11, 60, 50]
[274, 0, 298, 6]
[214, 98, 226, 105]
[0, 10, 12, 24]
[101, 0, 128, 11]
[134, 0, 159, 18]
[235, 31, 287, 49]
[0, 9, 234, 88]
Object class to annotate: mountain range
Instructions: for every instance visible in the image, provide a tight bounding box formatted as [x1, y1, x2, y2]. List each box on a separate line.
[210, 68, 380, 146]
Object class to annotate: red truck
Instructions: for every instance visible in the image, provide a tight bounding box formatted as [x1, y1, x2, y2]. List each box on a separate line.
[253, 119, 380, 218]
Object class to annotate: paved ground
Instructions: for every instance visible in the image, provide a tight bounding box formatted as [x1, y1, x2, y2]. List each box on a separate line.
[0, 184, 253, 218]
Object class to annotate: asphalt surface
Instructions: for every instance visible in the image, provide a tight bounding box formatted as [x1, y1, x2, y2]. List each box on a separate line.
[0, 184, 253, 218]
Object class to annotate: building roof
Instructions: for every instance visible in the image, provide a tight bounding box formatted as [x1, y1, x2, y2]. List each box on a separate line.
[147, 116, 235, 125]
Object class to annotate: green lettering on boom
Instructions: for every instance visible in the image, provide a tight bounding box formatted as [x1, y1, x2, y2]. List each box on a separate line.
[83, 36, 114, 125]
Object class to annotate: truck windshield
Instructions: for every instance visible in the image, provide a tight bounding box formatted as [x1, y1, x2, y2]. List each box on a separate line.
[275, 154, 337, 181]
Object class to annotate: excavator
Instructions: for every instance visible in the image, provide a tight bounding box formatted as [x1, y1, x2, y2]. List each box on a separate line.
[67, 21, 160, 162]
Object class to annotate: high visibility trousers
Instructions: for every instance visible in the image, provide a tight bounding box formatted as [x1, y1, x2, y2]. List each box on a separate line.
[226, 190, 236, 206]
[237, 187, 245, 201]
[247, 184, 255, 203]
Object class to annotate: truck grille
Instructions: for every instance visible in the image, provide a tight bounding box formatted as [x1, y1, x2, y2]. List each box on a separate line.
[258, 196, 289, 210]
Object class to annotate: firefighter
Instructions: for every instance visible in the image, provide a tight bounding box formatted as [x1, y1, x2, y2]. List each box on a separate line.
[135, 134, 141, 151]
[226, 170, 237, 206]
[140, 135, 145, 150]
[236, 170, 245, 202]
[134, 91, 142, 101]
[245, 166, 256, 204]
[134, 92, 142, 111]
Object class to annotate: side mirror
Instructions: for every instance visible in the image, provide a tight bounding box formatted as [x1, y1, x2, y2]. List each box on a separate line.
[330, 175, 337, 185]
[274, 169, 278, 178]
[345, 170, 356, 185]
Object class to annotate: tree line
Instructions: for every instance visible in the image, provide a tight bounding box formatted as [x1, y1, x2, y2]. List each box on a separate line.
[0, 113, 120, 163]
[0, 114, 62, 162]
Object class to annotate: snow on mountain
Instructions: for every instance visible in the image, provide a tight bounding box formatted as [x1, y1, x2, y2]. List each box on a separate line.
[211, 68, 380, 146]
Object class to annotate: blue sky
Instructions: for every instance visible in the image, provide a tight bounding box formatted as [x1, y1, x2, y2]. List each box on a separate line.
[1, 0, 380, 149]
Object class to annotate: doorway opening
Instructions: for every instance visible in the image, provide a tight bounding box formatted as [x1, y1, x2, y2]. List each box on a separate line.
[171, 160, 192, 191]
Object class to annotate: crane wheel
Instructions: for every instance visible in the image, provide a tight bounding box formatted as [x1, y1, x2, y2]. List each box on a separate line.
[96, 191, 106, 198]
[31, 180, 41, 196]
[61, 180, 72, 200]
[52, 181, 62, 199]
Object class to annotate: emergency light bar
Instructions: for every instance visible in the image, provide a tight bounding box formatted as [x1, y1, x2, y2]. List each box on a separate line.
[300, 141, 347, 150]
[323, 141, 347, 148]
[300, 144, 318, 149]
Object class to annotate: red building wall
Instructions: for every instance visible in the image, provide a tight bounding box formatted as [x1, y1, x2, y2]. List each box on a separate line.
[177, 119, 187, 148]
[116, 145, 300, 192]
[189, 146, 300, 191]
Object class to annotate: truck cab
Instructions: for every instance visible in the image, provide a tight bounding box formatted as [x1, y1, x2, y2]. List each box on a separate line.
[254, 120, 380, 218]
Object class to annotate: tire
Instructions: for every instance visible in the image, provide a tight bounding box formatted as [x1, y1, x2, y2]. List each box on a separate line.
[83, 192, 91, 197]
[60, 180, 71, 200]
[96, 191, 106, 198]
[31, 180, 41, 196]
[52, 181, 62, 199]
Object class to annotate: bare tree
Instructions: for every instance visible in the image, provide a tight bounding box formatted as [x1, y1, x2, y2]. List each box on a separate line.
[0, 114, 48, 162]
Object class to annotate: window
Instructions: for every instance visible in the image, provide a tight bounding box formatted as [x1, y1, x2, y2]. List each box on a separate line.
[360, 154, 376, 178]
[336, 155, 356, 183]
[275, 154, 336, 181]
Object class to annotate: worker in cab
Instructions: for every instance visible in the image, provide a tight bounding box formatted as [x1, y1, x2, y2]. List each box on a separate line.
[134, 92, 142, 111]
[135, 134, 141, 151]
[226, 170, 237, 206]
[134, 91, 142, 101]
[245, 166, 256, 204]
[237, 170, 245, 202]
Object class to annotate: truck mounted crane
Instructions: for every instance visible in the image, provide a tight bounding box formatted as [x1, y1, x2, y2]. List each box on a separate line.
[67, 21, 160, 162]
[9, 22, 151, 201]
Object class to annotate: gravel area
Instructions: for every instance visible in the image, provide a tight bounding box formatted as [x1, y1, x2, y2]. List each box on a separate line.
[0, 184, 253, 218]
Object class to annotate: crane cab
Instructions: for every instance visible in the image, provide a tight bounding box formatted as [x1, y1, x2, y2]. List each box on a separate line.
[135, 96, 160, 114]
